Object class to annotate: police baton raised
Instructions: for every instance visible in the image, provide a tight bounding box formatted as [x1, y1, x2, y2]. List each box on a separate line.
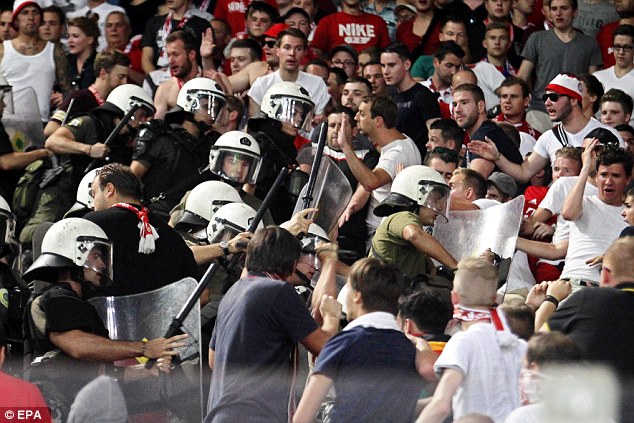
[301, 122, 327, 211]
[84, 103, 140, 174]
[146, 166, 290, 368]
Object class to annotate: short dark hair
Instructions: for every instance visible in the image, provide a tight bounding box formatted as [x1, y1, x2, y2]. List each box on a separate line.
[345, 76, 373, 94]
[246, 227, 302, 279]
[441, 14, 466, 30]
[454, 83, 485, 104]
[429, 118, 464, 151]
[166, 30, 198, 53]
[359, 46, 382, 63]
[616, 123, 634, 138]
[613, 24, 634, 41]
[329, 67, 348, 86]
[578, 73, 604, 115]
[499, 302, 534, 341]
[600, 88, 634, 116]
[327, 105, 357, 127]
[382, 41, 411, 62]
[94, 50, 130, 73]
[305, 58, 330, 73]
[277, 27, 308, 49]
[362, 94, 398, 128]
[596, 146, 634, 176]
[42, 5, 65, 25]
[246, 1, 279, 21]
[95, 163, 143, 200]
[282, 7, 310, 22]
[585, 127, 620, 147]
[349, 257, 404, 315]
[425, 147, 460, 167]
[497, 76, 530, 98]
[453, 168, 487, 199]
[526, 332, 582, 365]
[496, 121, 521, 149]
[398, 288, 453, 333]
[231, 38, 263, 61]
[225, 95, 245, 121]
[434, 40, 465, 61]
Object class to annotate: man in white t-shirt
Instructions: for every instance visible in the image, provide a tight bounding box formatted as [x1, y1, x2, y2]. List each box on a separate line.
[337, 93, 421, 241]
[592, 25, 634, 109]
[558, 140, 631, 286]
[468, 73, 624, 183]
[248, 28, 329, 119]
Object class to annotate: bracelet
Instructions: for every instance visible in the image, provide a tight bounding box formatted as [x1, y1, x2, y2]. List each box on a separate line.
[542, 295, 560, 309]
[140, 339, 148, 358]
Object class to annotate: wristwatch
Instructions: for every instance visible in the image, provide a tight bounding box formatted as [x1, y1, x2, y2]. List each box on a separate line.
[220, 240, 231, 256]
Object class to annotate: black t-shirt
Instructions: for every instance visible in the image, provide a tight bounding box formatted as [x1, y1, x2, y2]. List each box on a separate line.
[68, 50, 97, 91]
[548, 282, 634, 377]
[84, 205, 199, 296]
[467, 119, 524, 171]
[141, 14, 212, 68]
[389, 84, 440, 158]
[0, 124, 21, 202]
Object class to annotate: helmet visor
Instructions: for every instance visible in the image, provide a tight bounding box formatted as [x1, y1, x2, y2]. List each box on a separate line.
[207, 219, 244, 245]
[187, 90, 228, 126]
[76, 237, 114, 287]
[209, 149, 262, 185]
[271, 96, 314, 131]
[418, 182, 451, 223]
[130, 105, 155, 124]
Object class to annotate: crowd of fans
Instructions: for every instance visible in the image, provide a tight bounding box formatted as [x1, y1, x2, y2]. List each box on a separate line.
[1, 0, 634, 421]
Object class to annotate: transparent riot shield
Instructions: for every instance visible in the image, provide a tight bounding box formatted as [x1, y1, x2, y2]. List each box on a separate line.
[88, 278, 202, 421]
[432, 195, 525, 263]
[2, 86, 45, 149]
[292, 156, 353, 235]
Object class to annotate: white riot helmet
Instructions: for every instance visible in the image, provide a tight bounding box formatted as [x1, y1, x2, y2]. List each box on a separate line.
[0, 74, 12, 113]
[177, 77, 228, 126]
[261, 81, 315, 131]
[105, 84, 155, 122]
[175, 180, 244, 238]
[374, 165, 451, 223]
[0, 195, 16, 258]
[299, 223, 329, 271]
[206, 203, 264, 245]
[65, 167, 101, 218]
[23, 218, 114, 286]
[209, 131, 262, 185]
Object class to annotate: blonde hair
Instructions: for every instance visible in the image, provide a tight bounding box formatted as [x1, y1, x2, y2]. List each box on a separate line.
[453, 257, 498, 307]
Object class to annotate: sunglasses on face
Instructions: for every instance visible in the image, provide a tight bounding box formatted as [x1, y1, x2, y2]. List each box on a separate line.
[262, 40, 276, 48]
[542, 93, 568, 102]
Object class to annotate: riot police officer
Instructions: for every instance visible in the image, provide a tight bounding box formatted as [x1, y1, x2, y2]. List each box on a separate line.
[131, 77, 228, 221]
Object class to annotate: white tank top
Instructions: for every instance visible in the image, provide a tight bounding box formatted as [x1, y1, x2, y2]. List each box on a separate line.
[1, 40, 56, 122]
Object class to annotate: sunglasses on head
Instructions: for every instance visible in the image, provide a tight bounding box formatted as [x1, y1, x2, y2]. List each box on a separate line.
[542, 92, 568, 102]
[262, 40, 276, 48]
[431, 146, 459, 159]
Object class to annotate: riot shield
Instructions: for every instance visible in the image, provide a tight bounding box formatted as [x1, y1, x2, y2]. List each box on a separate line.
[88, 278, 203, 421]
[1, 86, 45, 149]
[432, 196, 525, 263]
[292, 156, 353, 235]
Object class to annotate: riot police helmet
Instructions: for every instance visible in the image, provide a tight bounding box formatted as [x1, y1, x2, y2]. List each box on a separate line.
[65, 167, 101, 218]
[103, 84, 155, 123]
[260, 81, 315, 132]
[206, 203, 264, 245]
[176, 77, 228, 126]
[23, 218, 114, 287]
[209, 130, 262, 186]
[0, 195, 16, 258]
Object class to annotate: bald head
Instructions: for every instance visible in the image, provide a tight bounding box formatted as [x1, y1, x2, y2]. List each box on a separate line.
[601, 237, 634, 287]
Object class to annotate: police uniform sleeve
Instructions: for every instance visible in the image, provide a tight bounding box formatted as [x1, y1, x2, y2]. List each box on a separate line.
[65, 116, 100, 148]
[272, 283, 318, 343]
[39, 290, 105, 335]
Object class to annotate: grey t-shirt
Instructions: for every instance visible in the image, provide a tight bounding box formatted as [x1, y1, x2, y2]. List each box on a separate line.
[574, 0, 619, 37]
[521, 30, 602, 112]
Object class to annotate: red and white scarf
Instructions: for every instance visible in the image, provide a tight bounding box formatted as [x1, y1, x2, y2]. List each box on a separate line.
[113, 203, 160, 254]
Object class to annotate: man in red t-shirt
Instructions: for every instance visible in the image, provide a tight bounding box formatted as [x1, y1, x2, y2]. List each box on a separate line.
[311, 0, 390, 58]
[214, 0, 278, 35]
